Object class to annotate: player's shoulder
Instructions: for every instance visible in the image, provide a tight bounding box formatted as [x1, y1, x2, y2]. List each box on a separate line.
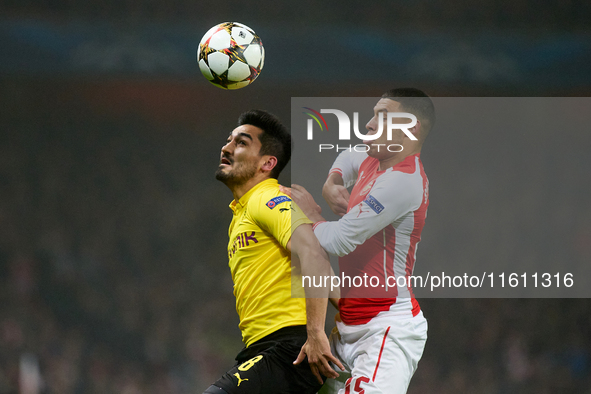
[392, 154, 423, 174]
[383, 155, 423, 179]
[249, 181, 292, 215]
[376, 156, 425, 195]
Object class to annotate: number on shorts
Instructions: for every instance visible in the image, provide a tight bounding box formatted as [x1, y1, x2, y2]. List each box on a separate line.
[345, 376, 370, 394]
[238, 355, 263, 371]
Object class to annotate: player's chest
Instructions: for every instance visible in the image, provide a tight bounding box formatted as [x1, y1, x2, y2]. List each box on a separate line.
[228, 214, 260, 257]
[227, 210, 278, 265]
[348, 169, 381, 210]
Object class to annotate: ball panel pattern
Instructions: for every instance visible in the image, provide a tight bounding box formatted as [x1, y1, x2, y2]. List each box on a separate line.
[208, 29, 231, 51]
[198, 22, 264, 90]
[231, 26, 254, 46]
[198, 59, 214, 80]
[227, 61, 251, 82]
[206, 52, 230, 75]
[243, 44, 262, 68]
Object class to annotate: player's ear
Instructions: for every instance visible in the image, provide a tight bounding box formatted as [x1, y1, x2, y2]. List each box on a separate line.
[260, 155, 277, 173]
[409, 120, 422, 139]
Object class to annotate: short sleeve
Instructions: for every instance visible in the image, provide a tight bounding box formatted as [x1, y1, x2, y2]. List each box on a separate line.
[290, 202, 313, 233]
[249, 191, 311, 250]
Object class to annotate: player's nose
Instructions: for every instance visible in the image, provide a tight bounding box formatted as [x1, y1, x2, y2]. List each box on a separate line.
[366, 117, 377, 133]
[221, 141, 233, 155]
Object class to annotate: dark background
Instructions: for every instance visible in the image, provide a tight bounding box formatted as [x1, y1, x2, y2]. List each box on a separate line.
[0, 1, 590, 393]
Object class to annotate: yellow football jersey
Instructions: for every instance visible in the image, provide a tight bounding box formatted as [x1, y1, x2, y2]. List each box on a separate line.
[227, 178, 312, 346]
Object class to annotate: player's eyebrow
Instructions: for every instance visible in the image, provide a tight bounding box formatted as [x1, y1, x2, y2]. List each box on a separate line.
[236, 132, 253, 141]
[227, 132, 254, 141]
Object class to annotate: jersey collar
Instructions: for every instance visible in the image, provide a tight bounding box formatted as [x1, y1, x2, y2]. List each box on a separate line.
[229, 178, 279, 212]
[378, 152, 421, 174]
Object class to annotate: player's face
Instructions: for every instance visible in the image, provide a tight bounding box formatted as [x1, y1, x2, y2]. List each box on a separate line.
[364, 98, 406, 160]
[215, 125, 264, 185]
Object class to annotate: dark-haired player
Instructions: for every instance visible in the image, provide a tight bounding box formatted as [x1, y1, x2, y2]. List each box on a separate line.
[289, 89, 435, 394]
[203, 110, 344, 394]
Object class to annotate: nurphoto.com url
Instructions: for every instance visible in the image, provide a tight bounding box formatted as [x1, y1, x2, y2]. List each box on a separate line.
[302, 272, 574, 292]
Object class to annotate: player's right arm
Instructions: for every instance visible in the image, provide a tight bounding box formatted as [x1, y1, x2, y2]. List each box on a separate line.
[323, 150, 366, 216]
[277, 186, 341, 309]
[287, 224, 345, 384]
[328, 265, 340, 310]
[315, 171, 424, 257]
[289, 166, 424, 257]
[322, 172, 349, 217]
[250, 194, 343, 383]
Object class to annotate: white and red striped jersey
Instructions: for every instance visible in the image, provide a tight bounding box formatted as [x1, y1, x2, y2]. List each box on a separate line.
[313, 150, 429, 325]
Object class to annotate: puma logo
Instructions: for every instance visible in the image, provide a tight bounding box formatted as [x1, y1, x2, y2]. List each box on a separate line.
[356, 203, 369, 218]
[234, 372, 249, 386]
[279, 204, 295, 213]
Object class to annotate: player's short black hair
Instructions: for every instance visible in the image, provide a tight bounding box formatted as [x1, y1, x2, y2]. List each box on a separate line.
[382, 88, 436, 138]
[238, 109, 291, 179]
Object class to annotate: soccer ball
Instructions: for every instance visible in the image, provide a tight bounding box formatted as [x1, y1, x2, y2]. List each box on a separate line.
[198, 22, 265, 90]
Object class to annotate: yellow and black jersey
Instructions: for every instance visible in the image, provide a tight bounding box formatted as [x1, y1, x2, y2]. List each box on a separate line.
[227, 178, 312, 346]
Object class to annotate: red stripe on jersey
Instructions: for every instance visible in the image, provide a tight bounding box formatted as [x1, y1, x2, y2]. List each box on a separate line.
[411, 298, 421, 317]
[384, 226, 396, 292]
[405, 160, 428, 316]
[372, 326, 391, 382]
[329, 168, 343, 177]
[312, 221, 326, 231]
[404, 209, 424, 317]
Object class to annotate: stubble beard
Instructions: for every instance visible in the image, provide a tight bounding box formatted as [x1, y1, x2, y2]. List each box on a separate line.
[215, 162, 258, 187]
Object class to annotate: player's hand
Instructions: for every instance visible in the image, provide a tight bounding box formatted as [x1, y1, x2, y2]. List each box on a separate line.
[278, 184, 292, 197]
[322, 183, 349, 216]
[294, 331, 344, 384]
[290, 184, 324, 223]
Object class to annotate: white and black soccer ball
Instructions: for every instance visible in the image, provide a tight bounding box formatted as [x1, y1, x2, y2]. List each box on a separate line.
[198, 22, 265, 90]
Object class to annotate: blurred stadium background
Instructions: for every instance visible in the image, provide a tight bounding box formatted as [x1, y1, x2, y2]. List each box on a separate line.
[1, 1, 590, 393]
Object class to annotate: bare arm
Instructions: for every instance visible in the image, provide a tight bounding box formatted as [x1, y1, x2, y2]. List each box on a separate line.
[322, 172, 350, 217]
[288, 225, 344, 383]
[329, 265, 340, 310]
[279, 185, 340, 309]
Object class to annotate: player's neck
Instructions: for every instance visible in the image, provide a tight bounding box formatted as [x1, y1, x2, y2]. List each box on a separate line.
[230, 174, 271, 202]
[378, 146, 421, 171]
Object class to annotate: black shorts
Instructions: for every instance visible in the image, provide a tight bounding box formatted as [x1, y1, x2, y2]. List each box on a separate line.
[208, 325, 324, 394]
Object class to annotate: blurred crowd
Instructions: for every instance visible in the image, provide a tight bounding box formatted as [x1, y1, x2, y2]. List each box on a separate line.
[0, 82, 589, 393]
[0, 0, 590, 391]
[1, 0, 590, 31]
[413, 299, 591, 394]
[0, 92, 243, 393]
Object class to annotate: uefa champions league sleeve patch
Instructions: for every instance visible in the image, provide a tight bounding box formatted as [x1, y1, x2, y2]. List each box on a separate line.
[363, 194, 385, 214]
[266, 196, 292, 209]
